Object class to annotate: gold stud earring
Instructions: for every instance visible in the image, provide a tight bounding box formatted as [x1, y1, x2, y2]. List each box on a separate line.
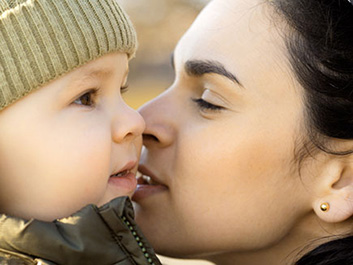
[320, 202, 330, 212]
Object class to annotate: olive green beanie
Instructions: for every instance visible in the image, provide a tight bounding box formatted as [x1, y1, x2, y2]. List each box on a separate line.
[0, 0, 137, 111]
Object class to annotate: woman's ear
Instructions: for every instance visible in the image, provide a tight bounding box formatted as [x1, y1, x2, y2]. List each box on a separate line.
[312, 157, 353, 223]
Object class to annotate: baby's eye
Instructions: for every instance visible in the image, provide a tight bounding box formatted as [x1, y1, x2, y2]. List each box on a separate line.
[73, 90, 97, 107]
[121, 84, 129, 94]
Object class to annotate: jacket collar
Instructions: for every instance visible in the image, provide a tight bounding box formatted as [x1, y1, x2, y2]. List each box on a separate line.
[0, 197, 161, 265]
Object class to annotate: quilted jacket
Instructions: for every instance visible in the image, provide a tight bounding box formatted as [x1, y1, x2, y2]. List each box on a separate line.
[0, 197, 161, 265]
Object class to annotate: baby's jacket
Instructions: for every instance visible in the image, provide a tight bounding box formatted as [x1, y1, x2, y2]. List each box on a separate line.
[0, 197, 161, 265]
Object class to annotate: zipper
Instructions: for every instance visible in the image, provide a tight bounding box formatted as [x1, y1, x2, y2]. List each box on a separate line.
[122, 216, 156, 265]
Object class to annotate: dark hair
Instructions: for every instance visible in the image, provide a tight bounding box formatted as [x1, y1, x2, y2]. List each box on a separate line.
[295, 236, 353, 265]
[271, 0, 353, 264]
[273, 0, 353, 153]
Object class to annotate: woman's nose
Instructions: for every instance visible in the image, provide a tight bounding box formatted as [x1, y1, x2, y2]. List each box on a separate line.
[138, 91, 176, 148]
[112, 103, 145, 143]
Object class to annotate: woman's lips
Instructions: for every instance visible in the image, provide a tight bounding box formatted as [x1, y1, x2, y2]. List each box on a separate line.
[132, 166, 168, 201]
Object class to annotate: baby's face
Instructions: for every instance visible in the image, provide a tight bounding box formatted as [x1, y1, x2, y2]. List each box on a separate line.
[0, 52, 145, 221]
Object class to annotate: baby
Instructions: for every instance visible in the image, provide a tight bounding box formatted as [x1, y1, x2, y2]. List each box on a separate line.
[0, 0, 160, 264]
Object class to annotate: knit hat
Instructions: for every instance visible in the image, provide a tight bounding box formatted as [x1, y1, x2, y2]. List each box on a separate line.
[0, 0, 137, 111]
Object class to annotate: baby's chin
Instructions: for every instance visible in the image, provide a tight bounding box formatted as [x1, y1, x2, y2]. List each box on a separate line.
[97, 189, 135, 207]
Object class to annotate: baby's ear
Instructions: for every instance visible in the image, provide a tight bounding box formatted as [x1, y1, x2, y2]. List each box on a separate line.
[312, 157, 353, 223]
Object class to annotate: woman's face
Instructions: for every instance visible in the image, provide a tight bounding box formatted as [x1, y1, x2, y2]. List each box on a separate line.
[134, 0, 316, 261]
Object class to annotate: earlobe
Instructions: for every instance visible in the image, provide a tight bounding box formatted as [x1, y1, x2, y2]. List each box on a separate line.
[313, 164, 353, 223]
[313, 195, 353, 223]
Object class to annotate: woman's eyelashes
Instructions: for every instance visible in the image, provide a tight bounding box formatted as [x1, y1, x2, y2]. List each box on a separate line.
[192, 98, 224, 111]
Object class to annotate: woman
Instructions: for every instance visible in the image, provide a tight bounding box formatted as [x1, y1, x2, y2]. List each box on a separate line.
[132, 0, 353, 264]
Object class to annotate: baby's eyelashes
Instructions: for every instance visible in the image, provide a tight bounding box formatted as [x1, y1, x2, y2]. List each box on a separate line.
[72, 83, 129, 108]
[121, 84, 129, 94]
[73, 89, 99, 107]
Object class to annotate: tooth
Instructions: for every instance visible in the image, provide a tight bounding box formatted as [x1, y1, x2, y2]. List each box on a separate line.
[143, 176, 152, 184]
[115, 170, 129, 178]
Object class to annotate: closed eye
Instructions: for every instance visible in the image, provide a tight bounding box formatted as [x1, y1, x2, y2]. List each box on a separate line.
[192, 98, 224, 111]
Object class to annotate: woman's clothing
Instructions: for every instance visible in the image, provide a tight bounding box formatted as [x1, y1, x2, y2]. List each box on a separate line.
[0, 197, 161, 265]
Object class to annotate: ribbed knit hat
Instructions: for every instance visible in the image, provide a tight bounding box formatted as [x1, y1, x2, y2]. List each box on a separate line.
[0, 0, 137, 111]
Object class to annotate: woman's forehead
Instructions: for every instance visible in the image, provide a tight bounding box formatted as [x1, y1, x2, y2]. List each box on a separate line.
[173, 0, 288, 86]
[176, 0, 281, 53]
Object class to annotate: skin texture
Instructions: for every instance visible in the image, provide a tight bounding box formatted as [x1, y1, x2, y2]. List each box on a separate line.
[134, 0, 353, 264]
[0, 52, 145, 221]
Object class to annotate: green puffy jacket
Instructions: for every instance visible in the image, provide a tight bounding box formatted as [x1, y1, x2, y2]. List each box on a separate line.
[0, 197, 161, 265]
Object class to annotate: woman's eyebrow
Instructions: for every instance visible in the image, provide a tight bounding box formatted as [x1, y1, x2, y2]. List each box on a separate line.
[185, 59, 242, 86]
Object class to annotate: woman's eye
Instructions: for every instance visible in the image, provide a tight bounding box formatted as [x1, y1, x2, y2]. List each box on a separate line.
[192, 98, 224, 111]
[73, 90, 96, 107]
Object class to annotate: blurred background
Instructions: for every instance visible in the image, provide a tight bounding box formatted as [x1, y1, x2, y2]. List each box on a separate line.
[120, 1, 214, 264]
[120, 0, 210, 109]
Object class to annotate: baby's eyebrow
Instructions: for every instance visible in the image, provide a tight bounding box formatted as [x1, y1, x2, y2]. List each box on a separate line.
[83, 68, 114, 79]
[83, 66, 129, 80]
[65, 69, 110, 92]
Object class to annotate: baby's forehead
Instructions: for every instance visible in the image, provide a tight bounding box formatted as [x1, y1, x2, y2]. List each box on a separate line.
[68, 53, 129, 80]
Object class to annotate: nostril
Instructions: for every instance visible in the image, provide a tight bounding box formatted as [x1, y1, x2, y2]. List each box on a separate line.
[143, 134, 159, 142]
